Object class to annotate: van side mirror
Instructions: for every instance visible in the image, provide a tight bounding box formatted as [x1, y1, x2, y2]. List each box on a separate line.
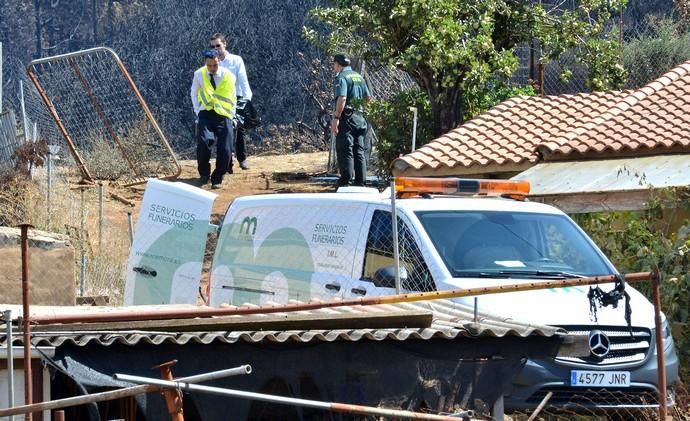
[372, 266, 408, 289]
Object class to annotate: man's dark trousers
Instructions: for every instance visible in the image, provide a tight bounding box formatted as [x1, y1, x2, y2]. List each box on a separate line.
[335, 111, 367, 186]
[196, 109, 233, 185]
[234, 125, 247, 165]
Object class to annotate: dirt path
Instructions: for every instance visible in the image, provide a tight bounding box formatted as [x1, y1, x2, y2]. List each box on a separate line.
[116, 151, 333, 220]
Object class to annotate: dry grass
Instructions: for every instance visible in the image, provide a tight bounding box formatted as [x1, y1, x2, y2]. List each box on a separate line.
[1, 164, 132, 304]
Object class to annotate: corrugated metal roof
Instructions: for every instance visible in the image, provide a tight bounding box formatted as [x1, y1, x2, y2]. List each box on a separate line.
[8, 300, 563, 348]
[512, 154, 690, 196]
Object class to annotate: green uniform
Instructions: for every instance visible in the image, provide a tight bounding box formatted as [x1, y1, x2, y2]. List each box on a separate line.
[334, 66, 370, 187]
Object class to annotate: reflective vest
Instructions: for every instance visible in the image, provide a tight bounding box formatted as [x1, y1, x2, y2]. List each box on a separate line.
[197, 67, 236, 118]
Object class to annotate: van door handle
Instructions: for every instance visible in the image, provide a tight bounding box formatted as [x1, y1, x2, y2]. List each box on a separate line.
[325, 283, 341, 292]
[350, 287, 367, 296]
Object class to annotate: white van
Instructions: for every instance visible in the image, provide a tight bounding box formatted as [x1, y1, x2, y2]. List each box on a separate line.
[208, 177, 678, 412]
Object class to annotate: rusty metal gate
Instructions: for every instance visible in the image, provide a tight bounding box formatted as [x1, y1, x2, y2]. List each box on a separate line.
[26, 47, 180, 186]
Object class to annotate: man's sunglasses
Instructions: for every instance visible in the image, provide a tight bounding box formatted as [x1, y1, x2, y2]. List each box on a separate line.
[211, 44, 222, 48]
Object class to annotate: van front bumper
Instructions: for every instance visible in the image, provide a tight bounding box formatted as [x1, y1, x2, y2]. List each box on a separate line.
[504, 332, 679, 412]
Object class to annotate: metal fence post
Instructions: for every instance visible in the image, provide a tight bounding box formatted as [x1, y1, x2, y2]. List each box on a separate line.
[19, 224, 33, 420]
[80, 188, 86, 297]
[98, 182, 103, 251]
[409, 107, 418, 151]
[127, 211, 134, 245]
[19, 80, 27, 144]
[652, 271, 669, 420]
[46, 149, 52, 231]
[4, 309, 15, 421]
[390, 179, 401, 294]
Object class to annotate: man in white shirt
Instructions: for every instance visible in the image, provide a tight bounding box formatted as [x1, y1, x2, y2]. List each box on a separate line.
[209, 33, 253, 172]
[190, 49, 237, 189]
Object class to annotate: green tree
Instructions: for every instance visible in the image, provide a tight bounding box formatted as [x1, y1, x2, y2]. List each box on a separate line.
[303, 0, 627, 137]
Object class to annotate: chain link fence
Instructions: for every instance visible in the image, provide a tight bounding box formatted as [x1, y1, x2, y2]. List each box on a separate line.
[0, 156, 133, 304]
[509, 382, 689, 420]
[511, 16, 690, 95]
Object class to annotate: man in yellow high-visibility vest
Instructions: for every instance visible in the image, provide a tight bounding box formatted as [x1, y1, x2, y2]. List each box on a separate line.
[190, 49, 237, 189]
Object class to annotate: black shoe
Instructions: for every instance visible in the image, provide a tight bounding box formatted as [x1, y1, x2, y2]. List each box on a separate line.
[228, 167, 234, 174]
[199, 176, 209, 186]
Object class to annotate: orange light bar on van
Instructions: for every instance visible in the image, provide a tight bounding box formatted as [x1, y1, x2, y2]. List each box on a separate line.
[394, 177, 530, 198]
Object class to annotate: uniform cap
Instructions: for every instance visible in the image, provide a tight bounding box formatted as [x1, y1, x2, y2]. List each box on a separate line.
[333, 53, 351, 66]
[203, 49, 220, 58]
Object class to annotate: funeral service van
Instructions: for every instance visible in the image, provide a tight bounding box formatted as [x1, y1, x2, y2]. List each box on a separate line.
[124, 177, 678, 412]
[206, 177, 678, 412]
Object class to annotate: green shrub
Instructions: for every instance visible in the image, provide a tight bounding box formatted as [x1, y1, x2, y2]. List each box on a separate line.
[367, 90, 432, 179]
[623, 18, 690, 88]
[573, 188, 690, 381]
[368, 82, 534, 177]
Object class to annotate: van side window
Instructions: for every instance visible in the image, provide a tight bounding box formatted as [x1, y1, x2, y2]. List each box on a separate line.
[362, 210, 434, 292]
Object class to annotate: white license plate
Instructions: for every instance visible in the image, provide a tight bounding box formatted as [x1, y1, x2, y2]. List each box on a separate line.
[570, 370, 631, 387]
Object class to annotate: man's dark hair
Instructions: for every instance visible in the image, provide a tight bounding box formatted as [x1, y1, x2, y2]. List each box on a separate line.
[209, 33, 227, 44]
[333, 53, 351, 66]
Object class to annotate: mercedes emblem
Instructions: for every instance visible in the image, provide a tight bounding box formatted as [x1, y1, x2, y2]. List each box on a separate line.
[588, 330, 611, 359]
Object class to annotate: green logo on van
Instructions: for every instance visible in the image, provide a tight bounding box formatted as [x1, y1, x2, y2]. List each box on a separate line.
[240, 217, 257, 235]
[213, 221, 314, 305]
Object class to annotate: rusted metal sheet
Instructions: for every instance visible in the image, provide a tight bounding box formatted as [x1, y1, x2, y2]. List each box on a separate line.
[513, 155, 690, 212]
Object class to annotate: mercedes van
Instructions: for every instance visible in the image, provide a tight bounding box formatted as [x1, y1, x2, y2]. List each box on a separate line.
[208, 177, 679, 412]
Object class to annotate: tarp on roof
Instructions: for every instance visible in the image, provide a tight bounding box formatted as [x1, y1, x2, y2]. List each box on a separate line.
[512, 154, 690, 213]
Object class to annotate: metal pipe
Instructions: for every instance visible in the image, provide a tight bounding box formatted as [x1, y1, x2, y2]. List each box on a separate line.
[153, 360, 184, 421]
[46, 148, 52, 231]
[98, 182, 103, 251]
[527, 391, 552, 421]
[327, 132, 336, 174]
[538, 63, 544, 96]
[54, 410, 64, 421]
[19, 224, 33, 420]
[652, 271, 668, 420]
[19, 80, 28, 144]
[409, 107, 418, 151]
[492, 395, 504, 421]
[31, 272, 655, 325]
[0, 365, 252, 417]
[473, 297, 478, 323]
[127, 211, 134, 245]
[114, 374, 472, 421]
[390, 179, 401, 294]
[26, 67, 94, 183]
[4, 309, 15, 421]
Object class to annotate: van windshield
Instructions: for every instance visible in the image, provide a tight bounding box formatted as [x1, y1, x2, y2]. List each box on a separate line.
[416, 210, 613, 278]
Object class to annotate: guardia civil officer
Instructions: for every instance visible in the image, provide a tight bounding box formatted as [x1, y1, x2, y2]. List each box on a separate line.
[190, 49, 237, 189]
[331, 53, 371, 187]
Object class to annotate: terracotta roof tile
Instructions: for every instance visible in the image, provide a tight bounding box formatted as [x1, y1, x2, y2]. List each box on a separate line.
[392, 60, 690, 176]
